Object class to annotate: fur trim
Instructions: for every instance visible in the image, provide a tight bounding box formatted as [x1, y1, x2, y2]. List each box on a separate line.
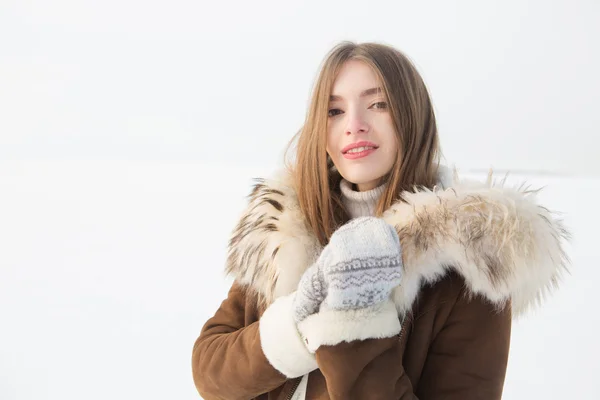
[226, 167, 570, 318]
[385, 171, 570, 317]
[225, 169, 321, 307]
[259, 292, 319, 378]
[297, 300, 402, 353]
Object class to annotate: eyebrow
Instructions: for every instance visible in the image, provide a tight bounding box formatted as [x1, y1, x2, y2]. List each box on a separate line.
[329, 87, 383, 102]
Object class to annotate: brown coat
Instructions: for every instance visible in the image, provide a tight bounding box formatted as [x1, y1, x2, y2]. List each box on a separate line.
[192, 168, 568, 399]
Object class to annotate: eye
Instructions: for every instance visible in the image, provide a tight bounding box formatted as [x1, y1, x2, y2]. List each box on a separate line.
[328, 108, 343, 117]
[369, 101, 388, 110]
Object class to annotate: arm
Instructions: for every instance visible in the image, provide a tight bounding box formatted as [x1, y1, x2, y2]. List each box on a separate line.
[191, 283, 318, 400]
[293, 216, 414, 398]
[303, 288, 510, 399]
[302, 304, 417, 400]
[316, 338, 418, 400]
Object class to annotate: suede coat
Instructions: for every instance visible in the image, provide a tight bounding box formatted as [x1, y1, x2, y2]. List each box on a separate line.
[192, 168, 569, 399]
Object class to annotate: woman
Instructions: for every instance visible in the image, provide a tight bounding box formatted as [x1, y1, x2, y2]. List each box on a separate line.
[191, 41, 569, 399]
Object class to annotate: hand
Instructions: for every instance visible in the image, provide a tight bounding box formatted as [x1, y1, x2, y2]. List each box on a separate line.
[293, 217, 403, 323]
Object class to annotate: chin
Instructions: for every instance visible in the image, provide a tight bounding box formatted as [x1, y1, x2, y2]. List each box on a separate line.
[340, 169, 385, 186]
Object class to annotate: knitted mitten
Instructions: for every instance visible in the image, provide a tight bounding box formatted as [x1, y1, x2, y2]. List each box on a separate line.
[293, 217, 403, 323]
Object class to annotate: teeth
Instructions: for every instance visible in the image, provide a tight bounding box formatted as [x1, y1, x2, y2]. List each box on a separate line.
[347, 146, 374, 154]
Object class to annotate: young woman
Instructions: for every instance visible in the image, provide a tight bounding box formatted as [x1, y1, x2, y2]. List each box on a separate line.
[191, 41, 569, 399]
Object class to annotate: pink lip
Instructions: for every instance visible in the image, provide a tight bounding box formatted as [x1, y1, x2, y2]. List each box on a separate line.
[343, 147, 377, 160]
[341, 141, 379, 154]
[341, 141, 379, 160]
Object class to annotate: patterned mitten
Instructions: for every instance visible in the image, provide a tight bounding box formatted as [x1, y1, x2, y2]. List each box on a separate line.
[293, 217, 403, 323]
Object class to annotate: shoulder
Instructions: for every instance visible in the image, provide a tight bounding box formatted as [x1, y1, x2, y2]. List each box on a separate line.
[225, 168, 322, 306]
[413, 271, 467, 320]
[413, 271, 511, 335]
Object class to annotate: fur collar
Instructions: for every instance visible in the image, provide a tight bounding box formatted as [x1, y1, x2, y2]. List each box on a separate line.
[225, 166, 570, 318]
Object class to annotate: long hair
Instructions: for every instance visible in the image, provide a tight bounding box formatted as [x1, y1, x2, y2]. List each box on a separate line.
[285, 41, 442, 246]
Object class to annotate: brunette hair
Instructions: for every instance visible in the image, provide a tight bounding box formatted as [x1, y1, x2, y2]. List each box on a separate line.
[286, 41, 441, 245]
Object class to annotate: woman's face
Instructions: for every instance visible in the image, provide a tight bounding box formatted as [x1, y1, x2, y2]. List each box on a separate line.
[326, 60, 398, 192]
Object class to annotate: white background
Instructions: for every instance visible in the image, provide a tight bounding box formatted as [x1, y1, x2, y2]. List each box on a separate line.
[0, 1, 597, 399]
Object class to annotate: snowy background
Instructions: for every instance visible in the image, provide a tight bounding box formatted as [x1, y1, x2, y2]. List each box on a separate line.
[0, 1, 598, 399]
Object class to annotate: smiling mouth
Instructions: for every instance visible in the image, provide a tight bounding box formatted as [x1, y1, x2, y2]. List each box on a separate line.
[342, 140, 380, 154]
[342, 146, 378, 160]
[344, 145, 377, 154]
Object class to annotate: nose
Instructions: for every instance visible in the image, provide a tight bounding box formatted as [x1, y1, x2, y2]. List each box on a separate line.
[345, 109, 370, 136]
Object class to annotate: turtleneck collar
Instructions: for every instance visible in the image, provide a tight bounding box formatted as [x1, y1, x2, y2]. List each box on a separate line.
[339, 179, 386, 219]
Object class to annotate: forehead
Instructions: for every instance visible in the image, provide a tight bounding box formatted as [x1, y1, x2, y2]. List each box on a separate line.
[331, 60, 381, 95]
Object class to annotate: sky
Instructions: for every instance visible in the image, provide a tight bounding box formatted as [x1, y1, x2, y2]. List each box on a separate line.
[1, 0, 598, 175]
[0, 1, 598, 399]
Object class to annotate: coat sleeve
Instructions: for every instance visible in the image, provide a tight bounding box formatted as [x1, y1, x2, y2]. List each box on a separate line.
[415, 289, 512, 399]
[315, 336, 419, 399]
[297, 299, 417, 399]
[191, 283, 318, 400]
[303, 289, 511, 399]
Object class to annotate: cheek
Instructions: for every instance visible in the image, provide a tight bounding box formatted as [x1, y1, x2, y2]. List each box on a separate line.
[380, 124, 399, 162]
[330, 119, 348, 151]
[384, 120, 398, 148]
[387, 138, 399, 161]
[326, 127, 337, 154]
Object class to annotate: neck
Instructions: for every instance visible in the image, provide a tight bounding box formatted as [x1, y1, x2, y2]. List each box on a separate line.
[340, 179, 386, 219]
